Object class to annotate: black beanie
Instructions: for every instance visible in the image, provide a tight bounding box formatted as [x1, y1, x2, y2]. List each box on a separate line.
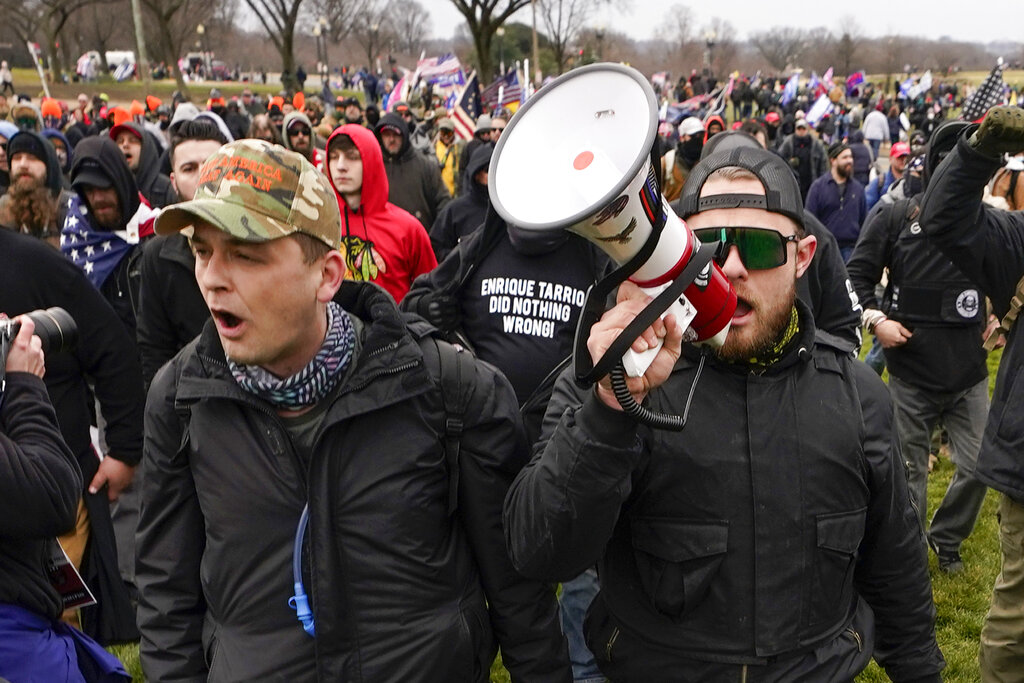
[7, 130, 62, 196]
[827, 142, 849, 160]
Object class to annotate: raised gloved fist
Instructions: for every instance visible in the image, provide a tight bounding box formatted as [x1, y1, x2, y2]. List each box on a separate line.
[968, 105, 1024, 159]
[422, 293, 461, 332]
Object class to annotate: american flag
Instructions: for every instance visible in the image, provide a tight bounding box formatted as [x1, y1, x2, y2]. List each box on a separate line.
[452, 71, 482, 141]
[961, 59, 1007, 122]
[481, 68, 522, 113]
[60, 192, 157, 289]
[416, 54, 465, 87]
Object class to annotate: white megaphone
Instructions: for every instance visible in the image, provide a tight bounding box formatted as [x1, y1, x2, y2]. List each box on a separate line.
[489, 63, 737, 386]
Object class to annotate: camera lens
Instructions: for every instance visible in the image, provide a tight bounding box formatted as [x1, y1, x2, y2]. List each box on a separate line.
[25, 308, 78, 354]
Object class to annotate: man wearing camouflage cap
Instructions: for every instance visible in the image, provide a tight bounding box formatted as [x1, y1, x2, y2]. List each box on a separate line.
[136, 139, 570, 682]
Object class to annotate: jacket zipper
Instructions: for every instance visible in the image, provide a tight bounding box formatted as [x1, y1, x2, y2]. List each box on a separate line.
[846, 626, 863, 652]
[605, 627, 620, 662]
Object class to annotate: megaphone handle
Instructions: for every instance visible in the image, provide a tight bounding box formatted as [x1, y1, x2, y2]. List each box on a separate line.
[622, 292, 696, 377]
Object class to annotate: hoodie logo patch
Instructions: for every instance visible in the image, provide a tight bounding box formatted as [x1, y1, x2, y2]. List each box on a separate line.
[341, 235, 387, 282]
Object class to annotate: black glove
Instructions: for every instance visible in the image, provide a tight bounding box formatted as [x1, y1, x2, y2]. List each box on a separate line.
[968, 105, 1024, 159]
[420, 293, 461, 332]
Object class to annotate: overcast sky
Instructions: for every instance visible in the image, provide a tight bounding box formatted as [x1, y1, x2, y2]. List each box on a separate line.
[424, 0, 1023, 45]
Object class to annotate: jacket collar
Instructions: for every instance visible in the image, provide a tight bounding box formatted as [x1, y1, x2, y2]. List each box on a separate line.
[176, 281, 432, 418]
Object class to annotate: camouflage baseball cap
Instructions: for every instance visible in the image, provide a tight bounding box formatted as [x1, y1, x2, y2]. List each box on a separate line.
[155, 139, 341, 249]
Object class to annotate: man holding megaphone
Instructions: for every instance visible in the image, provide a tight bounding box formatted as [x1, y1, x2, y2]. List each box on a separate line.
[505, 146, 944, 682]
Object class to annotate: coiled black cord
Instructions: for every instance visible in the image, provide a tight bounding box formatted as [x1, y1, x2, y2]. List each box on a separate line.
[609, 352, 706, 431]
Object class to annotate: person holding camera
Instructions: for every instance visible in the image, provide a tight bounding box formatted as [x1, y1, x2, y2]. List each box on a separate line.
[0, 315, 129, 682]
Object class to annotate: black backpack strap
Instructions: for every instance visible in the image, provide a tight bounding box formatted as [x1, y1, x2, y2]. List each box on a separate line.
[421, 335, 475, 516]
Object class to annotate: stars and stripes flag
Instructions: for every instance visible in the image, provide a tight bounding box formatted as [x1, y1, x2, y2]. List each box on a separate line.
[416, 54, 465, 88]
[61, 192, 158, 289]
[961, 59, 1007, 122]
[482, 68, 522, 113]
[452, 71, 482, 141]
[818, 67, 833, 97]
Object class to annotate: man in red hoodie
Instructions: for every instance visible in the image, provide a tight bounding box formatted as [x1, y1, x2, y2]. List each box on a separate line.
[326, 124, 437, 302]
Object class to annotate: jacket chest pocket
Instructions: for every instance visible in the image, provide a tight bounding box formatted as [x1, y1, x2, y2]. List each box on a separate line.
[630, 517, 729, 621]
[807, 509, 865, 630]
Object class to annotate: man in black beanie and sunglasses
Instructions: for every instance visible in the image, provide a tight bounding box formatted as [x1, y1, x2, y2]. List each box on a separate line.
[506, 146, 943, 683]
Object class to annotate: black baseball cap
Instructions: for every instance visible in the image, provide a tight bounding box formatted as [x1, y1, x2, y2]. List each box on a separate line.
[677, 146, 805, 231]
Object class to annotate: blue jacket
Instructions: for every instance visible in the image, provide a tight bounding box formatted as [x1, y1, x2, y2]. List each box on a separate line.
[805, 173, 867, 248]
[865, 168, 896, 210]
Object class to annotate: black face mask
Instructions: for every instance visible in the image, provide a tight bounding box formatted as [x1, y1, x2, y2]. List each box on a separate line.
[679, 135, 704, 165]
[506, 223, 569, 255]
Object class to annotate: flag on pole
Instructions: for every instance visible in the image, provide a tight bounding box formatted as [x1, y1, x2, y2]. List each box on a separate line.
[898, 75, 916, 99]
[808, 72, 821, 96]
[452, 71, 482, 141]
[481, 68, 523, 113]
[818, 67, 833, 97]
[960, 59, 1007, 122]
[781, 73, 799, 107]
[845, 71, 865, 97]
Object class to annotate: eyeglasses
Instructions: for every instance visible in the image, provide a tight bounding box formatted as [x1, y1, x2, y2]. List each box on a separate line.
[694, 226, 799, 270]
[289, 127, 311, 137]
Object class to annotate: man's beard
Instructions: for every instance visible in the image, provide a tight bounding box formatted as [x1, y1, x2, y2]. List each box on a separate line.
[4, 177, 57, 238]
[716, 278, 797, 363]
[836, 164, 852, 180]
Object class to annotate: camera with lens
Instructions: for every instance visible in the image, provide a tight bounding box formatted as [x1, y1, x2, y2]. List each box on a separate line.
[0, 308, 78, 356]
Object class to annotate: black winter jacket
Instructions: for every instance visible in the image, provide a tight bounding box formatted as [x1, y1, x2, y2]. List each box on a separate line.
[0, 373, 82, 621]
[920, 135, 1024, 502]
[374, 113, 451, 229]
[137, 234, 209, 386]
[120, 121, 177, 208]
[0, 228, 144, 643]
[505, 303, 943, 682]
[429, 143, 492, 261]
[138, 281, 570, 683]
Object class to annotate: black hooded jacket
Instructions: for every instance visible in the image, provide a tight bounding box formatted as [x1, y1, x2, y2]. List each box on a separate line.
[70, 136, 149, 334]
[118, 121, 177, 208]
[374, 112, 451, 229]
[429, 143, 493, 261]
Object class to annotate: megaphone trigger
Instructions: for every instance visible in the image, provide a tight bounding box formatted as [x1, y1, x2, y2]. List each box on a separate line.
[621, 288, 698, 377]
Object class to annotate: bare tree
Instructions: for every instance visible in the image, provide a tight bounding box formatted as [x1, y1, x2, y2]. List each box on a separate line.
[349, 0, 396, 70]
[704, 17, 737, 79]
[69, 0, 132, 73]
[138, 0, 218, 99]
[657, 3, 698, 76]
[242, 0, 306, 91]
[447, 0, 530, 82]
[750, 27, 809, 72]
[833, 16, 861, 77]
[308, 0, 368, 43]
[391, 0, 431, 55]
[1, 0, 115, 81]
[537, 0, 608, 76]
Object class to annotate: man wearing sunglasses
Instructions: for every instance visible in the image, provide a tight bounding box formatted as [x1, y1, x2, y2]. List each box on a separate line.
[281, 111, 325, 171]
[506, 146, 943, 682]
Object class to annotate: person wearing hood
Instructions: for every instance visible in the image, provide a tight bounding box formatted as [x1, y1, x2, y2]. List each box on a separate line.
[0, 120, 19, 195]
[847, 130, 874, 187]
[661, 116, 704, 202]
[0, 131, 74, 246]
[429, 142, 491, 261]
[458, 114, 494, 194]
[703, 114, 726, 144]
[777, 118, 829, 201]
[374, 111, 451, 230]
[109, 121, 177, 208]
[433, 117, 463, 198]
[281, 110, 325, 171]
[41, 128, 73, 184]
[846, 121, 990, 575]
[326, 123, 437, 302]
[64, 135, 158, 334]
[10, 102, 42, 132]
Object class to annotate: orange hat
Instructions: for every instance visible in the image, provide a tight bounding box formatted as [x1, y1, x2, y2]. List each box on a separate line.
[146, 95, 162, 112]
[129, 100, 146, 117]
[41, 98, 62, 119]
[110, 106, 132, 127]
[292, 91, 305, 111]
[269, 96, 285, 110]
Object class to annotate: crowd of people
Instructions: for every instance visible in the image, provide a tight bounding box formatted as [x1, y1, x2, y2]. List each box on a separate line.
[0, 58, 1022, 683]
